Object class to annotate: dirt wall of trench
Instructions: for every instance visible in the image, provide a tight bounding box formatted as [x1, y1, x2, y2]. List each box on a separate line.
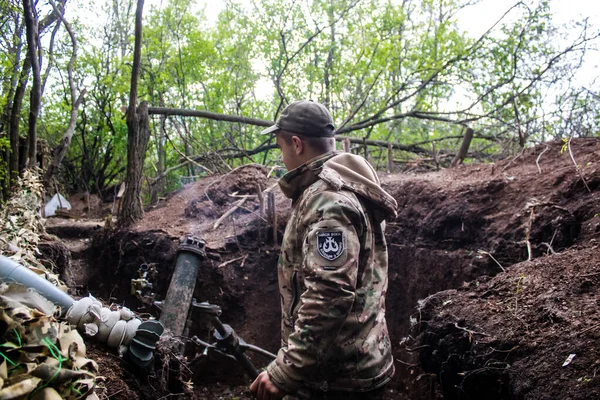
[76, 138, 599, 399]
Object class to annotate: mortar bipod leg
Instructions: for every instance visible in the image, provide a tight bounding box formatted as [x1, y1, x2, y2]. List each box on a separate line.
[192, 300, 261, 379]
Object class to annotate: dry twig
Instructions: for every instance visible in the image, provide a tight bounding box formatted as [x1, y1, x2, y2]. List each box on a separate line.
[477, 250, 506, 272]
[213, 196, 248, 230]
[237, 204, 269, 223]
[217, 254, 248, 269]
[405, 345, 430, 352]
[395, 358, 418, 367]
[567, 136, 592, 193]
[267, 165, 279, 177]
[536, 145, 549, 174]
[501, 147, 526, 172]
[163, 129, 213, 175]
[525, 208, 535, 261]
[264, 181, 280, 193]
[256, 184, 265, 217]
[540, 242, 556, 254]
[203, 163, 269, 202]
[577, 322, 600, 336]
[454, 322, 490, 342]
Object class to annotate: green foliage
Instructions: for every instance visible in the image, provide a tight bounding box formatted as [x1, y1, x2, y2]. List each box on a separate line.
[560, 137, 569, 153]
[0, 0, 594, 201]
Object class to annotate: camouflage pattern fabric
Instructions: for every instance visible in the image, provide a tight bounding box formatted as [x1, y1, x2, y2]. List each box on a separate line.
[0, 170, 98, 398]
[0, 283, 98, 399]
[267, 152, 398, 394]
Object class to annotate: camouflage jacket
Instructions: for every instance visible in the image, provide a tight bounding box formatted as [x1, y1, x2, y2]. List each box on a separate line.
[266, 151, 398, 393]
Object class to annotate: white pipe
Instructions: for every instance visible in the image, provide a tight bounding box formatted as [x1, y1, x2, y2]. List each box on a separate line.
[0, 256, 162, 367]
[0, 255, 75, 313]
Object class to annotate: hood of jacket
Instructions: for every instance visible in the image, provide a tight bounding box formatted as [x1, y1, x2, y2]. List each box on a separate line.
[278, 151, 398, 220]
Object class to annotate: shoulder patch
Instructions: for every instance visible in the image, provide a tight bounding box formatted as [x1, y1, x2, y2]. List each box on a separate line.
[317, 231, 344, 261]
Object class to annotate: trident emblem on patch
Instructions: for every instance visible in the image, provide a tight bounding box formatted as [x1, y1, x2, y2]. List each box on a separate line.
[317, 231, 344, 261]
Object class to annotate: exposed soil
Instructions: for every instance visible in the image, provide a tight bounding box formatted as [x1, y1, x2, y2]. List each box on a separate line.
[413, 245, 600, 400]
[41, 138, 600, 399]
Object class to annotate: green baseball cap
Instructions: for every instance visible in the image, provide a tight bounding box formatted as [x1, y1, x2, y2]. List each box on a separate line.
[260, 100, 335, 137]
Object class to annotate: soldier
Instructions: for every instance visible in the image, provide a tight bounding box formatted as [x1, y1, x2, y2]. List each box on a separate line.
[250, 100, 398, 400]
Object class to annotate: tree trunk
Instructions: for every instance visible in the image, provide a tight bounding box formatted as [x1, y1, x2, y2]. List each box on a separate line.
[120, 102, 151, 226]
[1, 19, 24, 198]
[44, 0, 85, 187]
[451, 127, 474, 167]
[44, 91, 86, 186]
[23, 0, 42, 169]
[150, 98, 166, 204]
[1, 20, 23, 135]
[40, 19, 62, 97]
[9, 57, 31, 177]
[7, 1, 63, 180]
[118, 0, 148, 227]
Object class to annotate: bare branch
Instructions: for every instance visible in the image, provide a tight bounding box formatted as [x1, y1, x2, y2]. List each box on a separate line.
[163, 126, 213, 175]
[148, 107, 272, 127]
[346, 2, 524, 130]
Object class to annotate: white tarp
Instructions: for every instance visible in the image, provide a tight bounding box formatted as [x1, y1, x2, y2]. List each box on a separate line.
[44, 193, 71, 217]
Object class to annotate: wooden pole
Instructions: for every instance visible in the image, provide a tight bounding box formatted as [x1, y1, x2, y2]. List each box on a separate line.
[53, 180, 63, 209]
[432, 142, 440, 170]
[343, 137, 350, 153]
[268, 192, 277, 245]
[387, 143, 393, 173]
[256, 184, 265, 218]
[451, 127, 474, 167]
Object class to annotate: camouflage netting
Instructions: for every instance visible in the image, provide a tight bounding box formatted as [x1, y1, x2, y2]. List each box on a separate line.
[0, 170, 99, 399]
[0, 170, 65, 290]
[0, 283, 98, 399]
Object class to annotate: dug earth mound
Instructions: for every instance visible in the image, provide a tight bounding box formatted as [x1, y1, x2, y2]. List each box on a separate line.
[45, 138, 600, 399]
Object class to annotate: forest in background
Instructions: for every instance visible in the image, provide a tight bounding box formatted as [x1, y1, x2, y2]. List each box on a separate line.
[1, 0, 599, 210]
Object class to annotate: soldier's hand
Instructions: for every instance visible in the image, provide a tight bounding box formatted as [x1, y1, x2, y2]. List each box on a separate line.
[250, 371, 285, 400]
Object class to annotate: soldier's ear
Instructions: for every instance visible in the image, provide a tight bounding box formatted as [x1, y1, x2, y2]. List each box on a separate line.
[291, 135, 304, 155]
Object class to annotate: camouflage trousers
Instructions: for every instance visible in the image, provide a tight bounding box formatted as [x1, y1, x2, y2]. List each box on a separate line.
[285, 386, 386, 400]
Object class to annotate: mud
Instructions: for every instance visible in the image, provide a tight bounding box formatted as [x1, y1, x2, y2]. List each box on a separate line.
[41, 138, 600, 399]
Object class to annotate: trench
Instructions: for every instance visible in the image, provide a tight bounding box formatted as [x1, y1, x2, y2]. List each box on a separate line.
[42, 138, 600, 399]
[47, 202, 582, 399]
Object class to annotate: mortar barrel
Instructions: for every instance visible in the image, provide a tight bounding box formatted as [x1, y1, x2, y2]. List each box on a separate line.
[159, 236, 206, 336]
